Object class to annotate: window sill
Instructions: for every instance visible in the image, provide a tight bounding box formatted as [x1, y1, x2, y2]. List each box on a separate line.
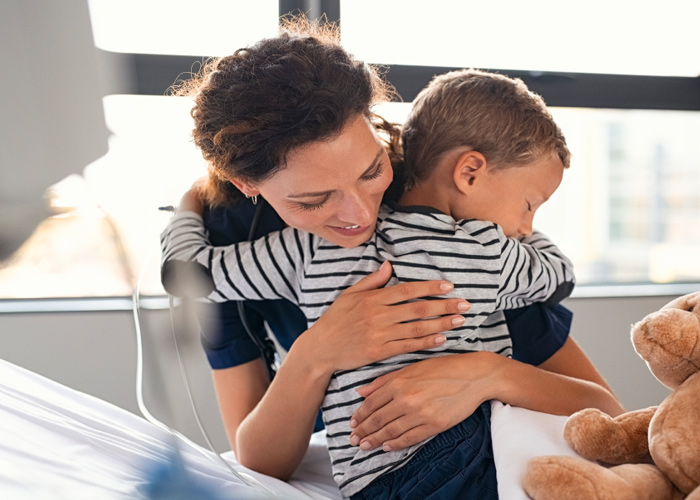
[0, 296, 169, 314]
[0, 283, 698, 314]
[570, 282, 698, 299]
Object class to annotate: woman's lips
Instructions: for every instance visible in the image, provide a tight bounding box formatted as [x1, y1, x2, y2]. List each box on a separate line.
[329, 224, 370, 237]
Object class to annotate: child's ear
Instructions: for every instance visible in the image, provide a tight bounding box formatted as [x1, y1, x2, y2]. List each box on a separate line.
[453, 151, 487, 194]
[229, 178, 260, 198]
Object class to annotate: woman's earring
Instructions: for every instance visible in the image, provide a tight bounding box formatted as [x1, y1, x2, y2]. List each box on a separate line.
[246, 194, 258, 205]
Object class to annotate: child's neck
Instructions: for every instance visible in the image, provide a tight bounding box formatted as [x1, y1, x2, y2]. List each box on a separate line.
[398, 150, 464, 219]
[399, 182, 455, 218]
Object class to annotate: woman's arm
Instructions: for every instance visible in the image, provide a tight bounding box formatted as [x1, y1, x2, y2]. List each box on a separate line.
[536, 336, 619, 398]
[348, 336, 624, 452]
[220, 261, 472, 479]
[212, 359, 270, 452]
[494, 336, 623, 416]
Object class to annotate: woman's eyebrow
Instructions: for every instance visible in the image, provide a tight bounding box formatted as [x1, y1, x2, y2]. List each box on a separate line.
[287, 148, 385, 199]
[288, 189, 331, 199]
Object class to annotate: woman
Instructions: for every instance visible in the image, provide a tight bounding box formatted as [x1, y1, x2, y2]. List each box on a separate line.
[163, 15, 623, 495]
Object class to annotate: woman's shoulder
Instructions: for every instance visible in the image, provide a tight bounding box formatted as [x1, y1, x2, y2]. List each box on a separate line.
[203, 199, 286, 245]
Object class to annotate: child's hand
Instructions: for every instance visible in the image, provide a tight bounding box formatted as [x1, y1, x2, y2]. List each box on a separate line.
[177, 182, 205, 215]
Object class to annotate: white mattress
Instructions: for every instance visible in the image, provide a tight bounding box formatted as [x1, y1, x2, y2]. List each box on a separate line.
[0, 358, 576, 499]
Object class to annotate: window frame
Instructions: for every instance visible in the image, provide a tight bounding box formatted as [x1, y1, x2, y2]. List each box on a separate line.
[99, 50, 700, 111]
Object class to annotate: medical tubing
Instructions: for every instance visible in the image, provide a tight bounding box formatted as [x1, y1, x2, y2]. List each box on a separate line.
[132, 246, 275, 497]
[239, 198, 278, 382]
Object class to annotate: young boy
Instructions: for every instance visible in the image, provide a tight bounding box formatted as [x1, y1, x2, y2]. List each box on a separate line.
[161, 68, 573, 498]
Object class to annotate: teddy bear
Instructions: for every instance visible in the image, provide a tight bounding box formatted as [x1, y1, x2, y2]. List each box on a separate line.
[522, 291, 700, 500]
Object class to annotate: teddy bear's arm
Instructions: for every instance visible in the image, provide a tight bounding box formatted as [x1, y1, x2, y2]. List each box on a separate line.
[523, 457, 683, 500]
[564, 406, 658, 465]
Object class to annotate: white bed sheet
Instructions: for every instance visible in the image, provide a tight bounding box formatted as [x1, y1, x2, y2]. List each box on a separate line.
[0, 358, 340, 500]
[0, 358, 577, 499]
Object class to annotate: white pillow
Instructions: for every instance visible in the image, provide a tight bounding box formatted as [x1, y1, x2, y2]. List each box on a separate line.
[491, 401, 580, 500]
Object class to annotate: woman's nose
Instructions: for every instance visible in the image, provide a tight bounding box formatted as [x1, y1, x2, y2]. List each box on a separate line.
[339, 191, 375, 226]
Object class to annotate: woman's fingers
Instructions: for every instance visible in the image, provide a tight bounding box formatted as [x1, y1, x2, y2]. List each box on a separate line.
[379, 325, 450, 357]
[351, 380, 393, 430]
[349, 391, 394, 446]
[376, 426, 433, 453]
[390, 311, 467, 339]
[341, 261, 460, 306]
[341, 260, 393, 293]
[351, 402, 437, 452]
[372, 277, 456, 306]
[349, 372, 408, 443]
[385, 296, 471, 323]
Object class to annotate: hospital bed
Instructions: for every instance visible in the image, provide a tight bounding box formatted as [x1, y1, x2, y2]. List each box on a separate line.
[0, 356, 581, 500]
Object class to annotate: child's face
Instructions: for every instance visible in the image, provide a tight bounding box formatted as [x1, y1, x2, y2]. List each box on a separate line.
[465, 155, 564, 238]
[253, 114, 393, 248]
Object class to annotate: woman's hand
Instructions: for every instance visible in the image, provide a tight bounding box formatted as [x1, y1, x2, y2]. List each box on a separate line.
[348, 337, 625, 453]
[348, 351, 502, 452]
[301, 261, 472, 376]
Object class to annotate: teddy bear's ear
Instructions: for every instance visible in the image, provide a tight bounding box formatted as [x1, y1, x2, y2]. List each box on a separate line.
[663, 291, 700, 314]
[631, 292, 700, 390]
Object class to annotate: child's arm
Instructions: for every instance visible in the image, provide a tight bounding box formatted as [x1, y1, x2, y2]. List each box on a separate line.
[496, 229, 575, 309]
[160, 211, 303, 304]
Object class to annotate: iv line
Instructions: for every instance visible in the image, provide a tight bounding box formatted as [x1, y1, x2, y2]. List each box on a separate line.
[131, 248, 276, 498]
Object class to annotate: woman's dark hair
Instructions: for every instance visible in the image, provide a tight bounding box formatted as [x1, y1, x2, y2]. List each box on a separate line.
[173, 16, 399, 206]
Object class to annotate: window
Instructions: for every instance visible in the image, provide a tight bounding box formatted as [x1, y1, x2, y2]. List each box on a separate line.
[88, 0, 279, 56]
[341, 0, 699, 77]
[541, 108, 700, 284]
[1, 0, 698, 300]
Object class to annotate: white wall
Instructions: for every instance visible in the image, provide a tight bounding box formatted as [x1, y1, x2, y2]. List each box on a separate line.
[563, 295, 674, 410]
[0, 293, 685, 453]
[0, 0, 109, 257]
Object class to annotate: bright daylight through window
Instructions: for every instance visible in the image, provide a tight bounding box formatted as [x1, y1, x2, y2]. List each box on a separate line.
[0, 0, 698, 299]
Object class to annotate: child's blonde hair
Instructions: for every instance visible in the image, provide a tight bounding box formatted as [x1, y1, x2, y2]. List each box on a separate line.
[402, 69, 571, 189]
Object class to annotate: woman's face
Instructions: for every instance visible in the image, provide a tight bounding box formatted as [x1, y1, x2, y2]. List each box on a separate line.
[253, 114, 393, 248]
